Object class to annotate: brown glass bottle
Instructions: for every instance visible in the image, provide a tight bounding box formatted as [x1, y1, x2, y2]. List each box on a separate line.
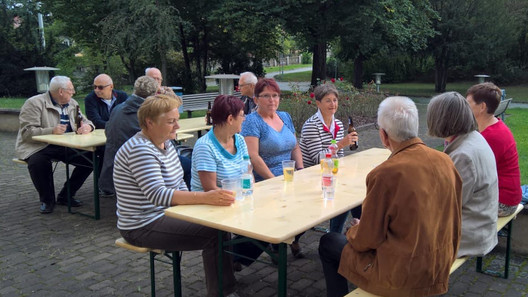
[75, 105, 83, 133]
[206, 101, 213, 125]
[348, 116, 358, 150]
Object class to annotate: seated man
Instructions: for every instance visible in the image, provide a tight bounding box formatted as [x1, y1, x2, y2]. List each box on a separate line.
[145, 67, 176, 96]
[98, 76, 158, 197]
[319, 96, 462, 297]
[16, 76, 95, 214]
[84, 74, 128, 129]
[238, 71, 257, 114]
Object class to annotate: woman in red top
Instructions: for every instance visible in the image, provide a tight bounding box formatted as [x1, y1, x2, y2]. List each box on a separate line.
[466, 83, 521, 216]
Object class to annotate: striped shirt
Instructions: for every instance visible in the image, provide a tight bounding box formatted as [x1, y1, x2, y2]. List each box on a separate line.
[299, 113, 345, 168]
[114, 132, 187, 230]
[190, 129, 248, 191]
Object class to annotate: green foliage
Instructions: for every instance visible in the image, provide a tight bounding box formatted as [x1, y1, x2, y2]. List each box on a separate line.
[280, 81, 385, 133]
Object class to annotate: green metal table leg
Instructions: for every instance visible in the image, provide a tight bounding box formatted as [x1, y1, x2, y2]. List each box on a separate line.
[218, 230, 224, 297]
[278, 243, 287, 297]
[92, 151, 100, 220]
[150, 252, 157, 297]
[172, 252, 182, 297]
[504, 221, 513, 279]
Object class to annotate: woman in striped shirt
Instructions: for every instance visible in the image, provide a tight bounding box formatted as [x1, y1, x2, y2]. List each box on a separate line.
[299, 84, 359, 234]
[114, 94, 237, 297]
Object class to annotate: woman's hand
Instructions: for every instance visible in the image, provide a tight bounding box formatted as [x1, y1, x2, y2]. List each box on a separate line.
[338, 131, 359, 148]
[206, 189, 235, 206]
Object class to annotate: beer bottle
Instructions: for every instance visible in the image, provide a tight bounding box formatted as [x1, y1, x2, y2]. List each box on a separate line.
[75, 105, 83, 133]
[348, 116, 358, 150]
[206, 101, 213, 125]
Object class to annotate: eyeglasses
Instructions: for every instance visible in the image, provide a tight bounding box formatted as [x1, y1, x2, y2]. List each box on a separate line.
[258, 94, 280, 99]
[93, 84, 111, 90]
[239, 83, 252, 88]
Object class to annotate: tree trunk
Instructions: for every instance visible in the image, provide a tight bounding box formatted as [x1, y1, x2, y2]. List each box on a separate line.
[311, 42, 327, 87]
[178, 22, 193, 93]
[353, 54, 364, 89]
[434, 46, 449, 92]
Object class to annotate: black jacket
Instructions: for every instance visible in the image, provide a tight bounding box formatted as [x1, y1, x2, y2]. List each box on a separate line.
[84, 89, 128, 129]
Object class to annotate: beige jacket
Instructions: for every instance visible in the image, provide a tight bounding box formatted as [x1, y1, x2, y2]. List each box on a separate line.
[338, 138, 462, 297]
[15, 92, 94, 160]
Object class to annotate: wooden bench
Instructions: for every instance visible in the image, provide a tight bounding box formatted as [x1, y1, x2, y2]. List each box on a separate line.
[494, 98, 512, 121]
[115, 237, 182, 297]
[180, 91, 241, 118]
[345, 204, 524, 297]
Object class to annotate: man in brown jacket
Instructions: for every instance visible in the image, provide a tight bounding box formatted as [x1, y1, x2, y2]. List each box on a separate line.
[319, 96, 462, 297]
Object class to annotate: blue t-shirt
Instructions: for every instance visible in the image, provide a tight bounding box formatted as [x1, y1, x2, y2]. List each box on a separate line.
[241, 111, 297, 182]
[190, 129, 248, 191]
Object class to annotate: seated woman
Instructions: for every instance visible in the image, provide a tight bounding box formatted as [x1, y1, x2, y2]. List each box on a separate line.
[299, 83, 359, 233]
[466, 83, 522, 216]
[241, 78, 305, 258]
[190, 95, 248, 192]
[114, 94, 237, 297]
[427, 91, 498, 257]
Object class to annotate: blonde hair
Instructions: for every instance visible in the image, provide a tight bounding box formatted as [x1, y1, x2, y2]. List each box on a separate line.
[138, 94, 182, 129]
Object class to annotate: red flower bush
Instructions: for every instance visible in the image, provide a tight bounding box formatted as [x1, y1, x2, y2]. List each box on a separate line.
[331, 78, 336, 83]
[307, 100, 312, 105]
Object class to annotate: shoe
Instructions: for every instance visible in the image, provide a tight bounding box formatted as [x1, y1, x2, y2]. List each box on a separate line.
[290, 241, 305, 259]
[40, 202, 54, 214]
[56, 197, 83, 207]
[233, 261, 243, 272]
[99, 191, 115, 199]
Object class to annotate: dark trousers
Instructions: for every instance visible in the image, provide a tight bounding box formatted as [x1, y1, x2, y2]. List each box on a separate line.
[26, 145, 93, 205]
[120, 215, 236, 297]
[233, 233, 303, 266]
[329, 205, 362, 233]
[319, 232, 349, 297]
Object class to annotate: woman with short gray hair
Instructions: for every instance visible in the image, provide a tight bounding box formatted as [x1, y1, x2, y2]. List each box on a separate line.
[427, 91, 498, 257]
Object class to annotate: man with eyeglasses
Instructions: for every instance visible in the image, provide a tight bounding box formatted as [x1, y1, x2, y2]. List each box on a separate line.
[84, 74, 128, 129]
[238, 71, 257, 114]
[15, 76, 95, 214]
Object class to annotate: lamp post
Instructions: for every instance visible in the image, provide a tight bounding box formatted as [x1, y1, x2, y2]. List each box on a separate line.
[24, 66, 59, 93]
[372, 73, 385, 92]
[474, 74, 490, 84]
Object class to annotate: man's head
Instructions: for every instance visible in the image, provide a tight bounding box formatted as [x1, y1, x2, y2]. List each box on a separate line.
[145, 67, 163, 90]
[466, 82, 502, 115]
[133, 76, 158, 99]
[49, 76, 75, 105]
[93, 74, 114, 100]
[239, 72, 257, 97]
[377, 96, 419, 149]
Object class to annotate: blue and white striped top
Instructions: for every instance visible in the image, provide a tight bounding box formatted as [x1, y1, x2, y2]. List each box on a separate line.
[190, 129, 248, 191]
[114, 132, 187, 230]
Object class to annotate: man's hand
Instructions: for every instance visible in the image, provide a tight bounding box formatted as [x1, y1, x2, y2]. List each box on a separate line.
[77, 123, 92, 135]
[52, 124, 67, 135]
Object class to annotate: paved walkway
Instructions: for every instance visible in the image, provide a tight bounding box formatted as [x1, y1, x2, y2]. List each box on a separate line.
[1, 103, 527, 296]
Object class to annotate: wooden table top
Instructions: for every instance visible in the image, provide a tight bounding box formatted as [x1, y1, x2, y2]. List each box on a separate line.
[32, 129, 195, 151]
[178, 117, 212, 134]
[165, 148, 391, 244]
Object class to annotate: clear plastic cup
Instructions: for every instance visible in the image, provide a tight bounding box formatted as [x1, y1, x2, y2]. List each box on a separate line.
[282, 160, 295, 182]
[221, 178, 242, 200]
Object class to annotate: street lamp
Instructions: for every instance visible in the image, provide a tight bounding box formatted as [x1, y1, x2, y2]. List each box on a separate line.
[474, 74, 490, 84]
[372, 73, 385, 92]
[24, 66, 59, 93]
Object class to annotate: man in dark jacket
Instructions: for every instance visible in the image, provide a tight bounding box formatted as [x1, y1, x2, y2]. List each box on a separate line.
[84, 74, 128, 129]
[239, 71, 257, 114]
[98, 76, 158, 196]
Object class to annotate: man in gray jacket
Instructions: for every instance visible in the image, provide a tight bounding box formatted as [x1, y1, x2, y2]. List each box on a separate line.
[16, 76, 95, 214]
[98, 76, 158, 197]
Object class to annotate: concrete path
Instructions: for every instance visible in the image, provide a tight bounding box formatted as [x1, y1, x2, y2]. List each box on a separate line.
[1, 101, 528, 296]
[265, 67, 312, 92]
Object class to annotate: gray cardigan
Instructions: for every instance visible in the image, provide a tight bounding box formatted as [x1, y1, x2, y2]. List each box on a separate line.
[445, 130, 498, 257]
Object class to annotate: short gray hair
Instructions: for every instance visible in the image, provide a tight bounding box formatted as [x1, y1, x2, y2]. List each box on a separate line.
[240, 72, 257, 85]
[427, 92, 477, 138]
[133, 76, 158, 98]
[314, 84, 339, 102]
[377, 96, 419, 142]
[49, 76, 71, 92]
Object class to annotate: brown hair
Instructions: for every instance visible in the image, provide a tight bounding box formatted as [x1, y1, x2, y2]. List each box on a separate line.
[466, 82, 501, 114]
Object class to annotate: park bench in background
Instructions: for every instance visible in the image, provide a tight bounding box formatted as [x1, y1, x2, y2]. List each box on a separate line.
[345, 204, 524, 297]
[494, 98, 512, 121]
[180, 92, 241, 118]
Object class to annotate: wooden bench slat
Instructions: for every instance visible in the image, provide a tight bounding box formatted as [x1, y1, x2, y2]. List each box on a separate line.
[115, 237, 163, 254]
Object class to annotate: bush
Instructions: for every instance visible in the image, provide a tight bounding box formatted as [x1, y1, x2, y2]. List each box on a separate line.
[279, 81, 385, 133]
[301, 52, 312, 64]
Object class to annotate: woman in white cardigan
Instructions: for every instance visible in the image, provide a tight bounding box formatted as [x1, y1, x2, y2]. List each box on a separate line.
[427, 91, 498, 257]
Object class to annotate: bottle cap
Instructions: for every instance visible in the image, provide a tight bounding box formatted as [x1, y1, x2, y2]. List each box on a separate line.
[325, 153, 331, 158]
[243, 155, 250, 161]
[331, 139, 337, 144]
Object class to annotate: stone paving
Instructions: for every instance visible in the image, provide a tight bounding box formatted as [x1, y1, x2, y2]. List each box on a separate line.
[1, 102, 528, 296]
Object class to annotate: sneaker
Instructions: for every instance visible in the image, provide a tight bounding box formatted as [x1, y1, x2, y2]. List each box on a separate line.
[233, 261, 243, 272]
[56, 197, 83, 207]
[99, 191, 115, 199]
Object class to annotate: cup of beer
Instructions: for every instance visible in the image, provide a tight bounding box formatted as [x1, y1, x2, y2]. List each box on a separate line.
[221, 178, 242, 200]
[282, 160, 296, 182]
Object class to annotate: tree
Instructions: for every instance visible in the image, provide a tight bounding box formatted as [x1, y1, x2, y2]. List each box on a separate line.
[336, 0, 437, 88]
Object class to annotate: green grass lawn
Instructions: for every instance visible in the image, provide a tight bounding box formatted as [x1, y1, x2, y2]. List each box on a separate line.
[505, 108, 528, 184]
[264, 64, 311, 74]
